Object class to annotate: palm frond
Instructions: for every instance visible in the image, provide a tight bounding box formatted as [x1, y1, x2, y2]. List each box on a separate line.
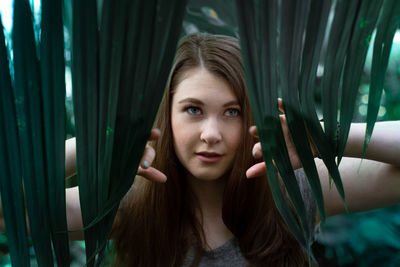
[235, 0, 400, 258]
[72, 0, 188, 264]
[40, 0, 69, 264]
[364, 0, 400, 155]
[0, 17, 30, 267]
[1, 0, 399, 265]
[12, 0, 54, 265]
[316, 0, 361, 205]
[71, 0, 100, 264]
[338, 0, 383, 162]
[1, 0, 68, 265]
[298, 0, 333, 223]
[321, 0, 360, 152]
[279, 0, 321, 244]
[235, 0, 310, 253]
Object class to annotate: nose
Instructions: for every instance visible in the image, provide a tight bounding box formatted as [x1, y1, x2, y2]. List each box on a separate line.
[200, 118, 222, 145]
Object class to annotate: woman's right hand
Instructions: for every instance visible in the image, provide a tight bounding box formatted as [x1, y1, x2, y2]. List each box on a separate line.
[137, 129, 167, 183]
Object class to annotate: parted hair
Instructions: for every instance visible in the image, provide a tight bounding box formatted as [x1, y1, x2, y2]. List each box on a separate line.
[112, 33, 308, 266]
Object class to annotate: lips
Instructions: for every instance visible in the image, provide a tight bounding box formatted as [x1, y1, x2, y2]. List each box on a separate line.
[196, 151, 223, 163]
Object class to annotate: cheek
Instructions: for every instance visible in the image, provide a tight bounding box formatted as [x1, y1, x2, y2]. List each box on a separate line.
[171, 113, 193, 155]
[225, 122, 243, 151]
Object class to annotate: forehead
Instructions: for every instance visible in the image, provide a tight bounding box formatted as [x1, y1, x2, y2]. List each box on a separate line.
[172, 68, 238, 103]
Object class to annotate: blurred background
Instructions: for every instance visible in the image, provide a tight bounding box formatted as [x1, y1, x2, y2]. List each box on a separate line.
[1, 0, 400, 266]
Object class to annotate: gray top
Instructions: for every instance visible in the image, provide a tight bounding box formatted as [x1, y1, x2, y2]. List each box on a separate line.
[182, 169, 316, 267]
[182, 238, 247, 267]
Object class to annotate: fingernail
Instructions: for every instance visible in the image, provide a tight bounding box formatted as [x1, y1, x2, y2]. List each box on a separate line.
[142, 160, 150, 169]
[252, 148, 260, 158]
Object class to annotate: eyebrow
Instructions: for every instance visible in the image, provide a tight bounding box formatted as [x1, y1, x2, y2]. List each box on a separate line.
[178, 98, 240, 107]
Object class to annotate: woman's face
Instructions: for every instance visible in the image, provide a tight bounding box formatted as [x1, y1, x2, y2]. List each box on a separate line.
[171, 68, 243, 181]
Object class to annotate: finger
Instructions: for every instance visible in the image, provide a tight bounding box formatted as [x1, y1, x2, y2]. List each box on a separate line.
[140, 144, 156, 169]
[148, 128, 161, 141]
[251, 142, 262, 159]
[277, 98, 284, 114]
[137, 166, 167, 183]
[246, 162, 266, 179]
[279, 113, 287, 126]
[249, 125, 259, 138]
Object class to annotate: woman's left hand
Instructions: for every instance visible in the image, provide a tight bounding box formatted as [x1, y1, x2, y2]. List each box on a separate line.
[246, 99, 317, 178]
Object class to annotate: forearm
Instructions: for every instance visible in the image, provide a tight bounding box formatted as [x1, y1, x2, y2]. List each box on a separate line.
[66, 187, 84, 240]
[343, 121, 400, 167]
[65, 138, 77, 178]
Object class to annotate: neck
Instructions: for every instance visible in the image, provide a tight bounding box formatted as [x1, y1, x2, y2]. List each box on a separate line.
[186, 172, 233, 249]
[187, 174, 226, 214]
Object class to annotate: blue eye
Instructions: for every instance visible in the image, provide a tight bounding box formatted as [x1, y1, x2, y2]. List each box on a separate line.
[225, 108, 240, 117]
[187, 106, 201, 115]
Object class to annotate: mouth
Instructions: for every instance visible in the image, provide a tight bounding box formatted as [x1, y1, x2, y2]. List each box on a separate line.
[195, 152, 223, 163]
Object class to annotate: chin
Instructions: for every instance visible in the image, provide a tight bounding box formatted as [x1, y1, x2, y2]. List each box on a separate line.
[189, 168, 230, 182]
[193, 174, 222, 181]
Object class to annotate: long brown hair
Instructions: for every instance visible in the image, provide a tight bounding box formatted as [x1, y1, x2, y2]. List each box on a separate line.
[112, 33, 307, 266]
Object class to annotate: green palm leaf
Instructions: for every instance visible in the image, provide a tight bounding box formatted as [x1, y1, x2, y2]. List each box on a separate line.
[1, 0, 68, 265]
[235, 0, 310, 254]
[71, 0, 100, 264]
[12, 0, 54, 265]
[279, 0, 324, 242]
[237, 0, 399, 259]
[2, 0, 398, 265]
[321, 0, 360, 152]
[364, 0, 400, 156]
[40, 0, 70, 264]
[338, 0, 383, 162]
[0, 17, 30, 267]
[297, 0, 332, 222]
[72, 0, 188, 264]
[316, 0, 360, 205]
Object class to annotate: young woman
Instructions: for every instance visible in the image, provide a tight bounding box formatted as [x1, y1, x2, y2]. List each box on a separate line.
[60, 33, 400, 266]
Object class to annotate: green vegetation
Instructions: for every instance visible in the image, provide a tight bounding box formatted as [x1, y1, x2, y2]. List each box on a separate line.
[0, 0, 399, 265]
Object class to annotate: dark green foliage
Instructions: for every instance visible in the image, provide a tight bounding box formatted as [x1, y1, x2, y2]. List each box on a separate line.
[184, 0, 238, 37]
[317, 0, 360, 206]
[277, 1, 324, 250]
[298, 0, 332, 223]
[0, 16, 30, 267]
[40, 0, 70, 264]
[71, 0, 188, 264]
[338, 0, 384, 163]
[12, 0, 54, 265]
[1, 0, 399, 265]
[363, 0, 400, 156]
[1, 0, 69, 265]
[235, 0, 310, 254]
[279, 0, 325, 242]
[71, 0, 101, 263]
[321, 0, 360, 151]
[235, 0, 400, 260]
[1, 0, 187, 264]
[317, 205, 400, 266]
